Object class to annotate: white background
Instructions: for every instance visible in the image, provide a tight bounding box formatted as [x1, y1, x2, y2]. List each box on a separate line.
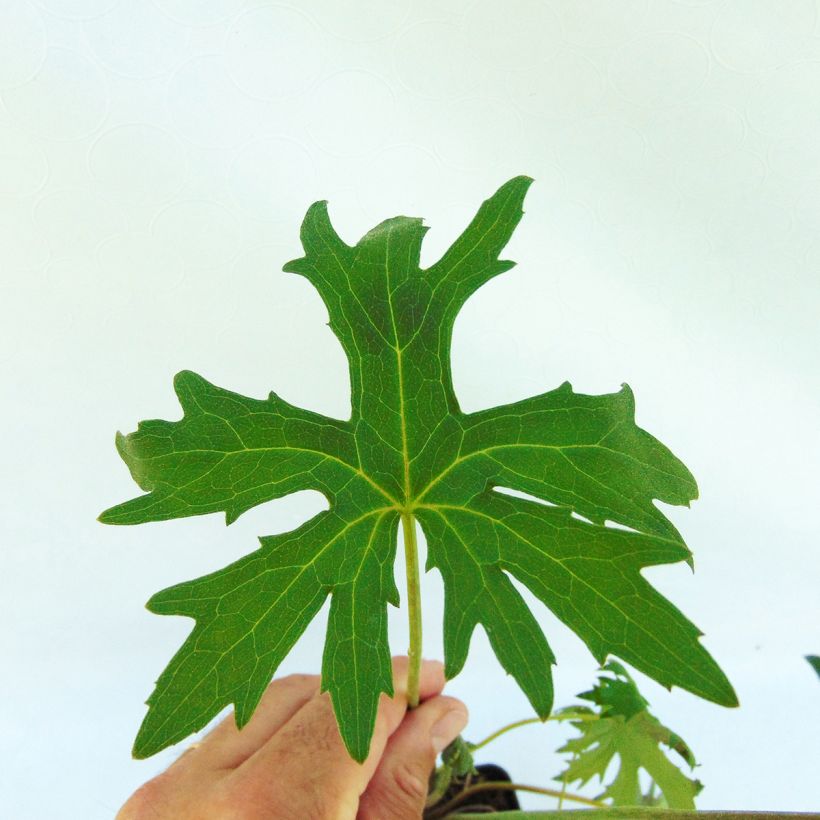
[1, 0, 819, 816]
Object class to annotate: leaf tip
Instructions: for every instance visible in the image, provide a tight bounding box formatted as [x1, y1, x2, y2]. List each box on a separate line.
[805, 655, 820, 681]
[618, 382, 636, 411]
[130, 741, 150, 761]
[307, 197, 330, 214]
[98, 495, 130, 526]
[443, 655, 466, 682]
[303, 199, 340, 239]
[173, 369, 209, 412]
[346, 740, 368, 764]
[493, 175, 535, 211]
[113, 428, 127, 454]
[506, 173, 535, 190]
[131, 715, 160, 760]
[281, 256, 307, 275]
[173, 367, 196, 384]
[720, 673, 740, 707]
[721, 687, 740, 709]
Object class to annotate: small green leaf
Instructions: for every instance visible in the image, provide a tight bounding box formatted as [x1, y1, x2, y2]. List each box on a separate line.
[807, 655, 820, 680]
[556, 664, 702, 809]
[577, 660, 649, 720]
[101, 177, 736, 762]
[443, 735, 477, 778]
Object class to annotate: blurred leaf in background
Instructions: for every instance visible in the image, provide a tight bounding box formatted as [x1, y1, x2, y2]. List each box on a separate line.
[555, 661, 702, 809]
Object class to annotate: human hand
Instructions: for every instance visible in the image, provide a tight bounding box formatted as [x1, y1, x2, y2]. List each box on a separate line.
[117, 657, 468, 819]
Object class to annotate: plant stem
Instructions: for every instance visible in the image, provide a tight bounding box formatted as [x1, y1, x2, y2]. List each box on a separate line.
[427, 780, 606, 818]
[402, 511, 422, 708]
[470, 711, 597, 751]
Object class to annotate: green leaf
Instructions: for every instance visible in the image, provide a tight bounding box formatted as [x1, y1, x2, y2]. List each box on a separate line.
[427, 735, 478, 808]
[577, 660, 649, 720]
[807, 655, 820, 680]
[555, 664, 702, 809]
[442, 735, 477, 778]
[100, 176, 736, 762]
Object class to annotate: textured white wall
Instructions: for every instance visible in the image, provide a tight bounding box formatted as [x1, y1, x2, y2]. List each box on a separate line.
[1, 0, 819, 815]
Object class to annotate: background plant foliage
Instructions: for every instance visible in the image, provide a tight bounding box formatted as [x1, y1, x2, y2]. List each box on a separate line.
[425, 662, 704, 816]
[555, 662, 702, 809]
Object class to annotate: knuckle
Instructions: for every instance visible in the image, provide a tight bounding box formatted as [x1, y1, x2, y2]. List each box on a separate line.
[226, 767, 355, 820]
[116, 778, 172, 820]
[363, 761, 429, 818]
[392, 760, 429, 803]
[208, 782, 268, 820]
[312, 792, 359, 820]
[302, 775, 358, 820]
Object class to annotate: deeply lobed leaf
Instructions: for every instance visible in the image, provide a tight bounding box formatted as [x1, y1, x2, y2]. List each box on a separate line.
[555, 664, 702, 809]
[101, 177, 736, 761]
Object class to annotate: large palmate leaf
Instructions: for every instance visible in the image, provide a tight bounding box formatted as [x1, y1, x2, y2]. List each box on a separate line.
[555, 662, 702, 809]
[100, 177, 736, 762]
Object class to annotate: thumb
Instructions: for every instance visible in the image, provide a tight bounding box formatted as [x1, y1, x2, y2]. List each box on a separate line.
[358, 695, 468, 820]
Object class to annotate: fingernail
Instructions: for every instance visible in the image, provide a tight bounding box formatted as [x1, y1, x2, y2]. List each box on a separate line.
[430, 708, 469, 753]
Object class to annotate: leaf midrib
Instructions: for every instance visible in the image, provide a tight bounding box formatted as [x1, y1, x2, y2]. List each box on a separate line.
[428, 501, 719, 700]
[414, 440, 690, 506]
[134, 442, 397, 506]
[345, 509, 390, 750]
[384, 222, 412, 505]
[140, 507, 393, 750]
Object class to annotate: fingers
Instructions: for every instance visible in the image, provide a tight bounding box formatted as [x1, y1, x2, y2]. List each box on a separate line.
[358, 695, 468, 820]
[230, 658, 446, 816]
[119, 659, 455, 820]
[175, 673, 320, 772]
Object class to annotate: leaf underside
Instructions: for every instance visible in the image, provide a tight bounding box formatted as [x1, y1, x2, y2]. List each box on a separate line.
[100, 176, 737, 762]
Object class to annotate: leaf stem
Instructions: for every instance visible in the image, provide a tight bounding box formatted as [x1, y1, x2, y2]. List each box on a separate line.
[427, 780, 606, 818]
[402, 511, 423, 708]
[470, 711, 597, 751]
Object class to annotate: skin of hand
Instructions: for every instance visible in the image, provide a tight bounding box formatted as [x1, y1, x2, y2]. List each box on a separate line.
[117, 657, 468, 820]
